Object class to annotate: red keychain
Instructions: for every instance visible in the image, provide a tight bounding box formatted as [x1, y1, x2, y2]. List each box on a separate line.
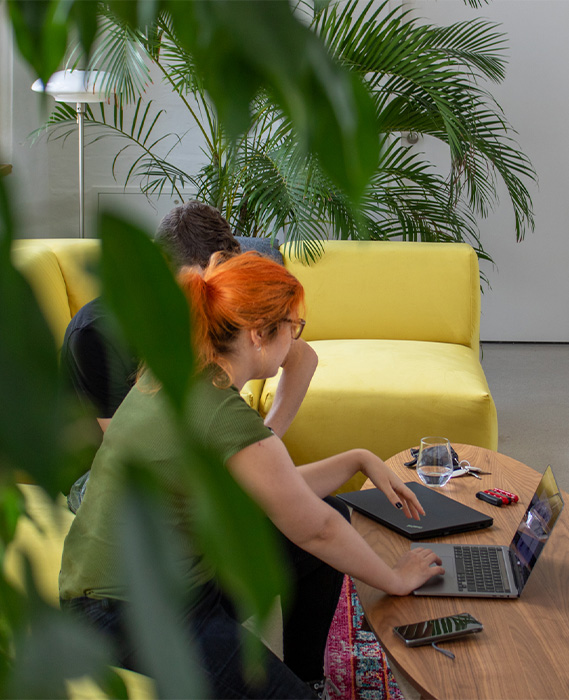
[492, 488, 519, 503]
[486, 490, 512, 505]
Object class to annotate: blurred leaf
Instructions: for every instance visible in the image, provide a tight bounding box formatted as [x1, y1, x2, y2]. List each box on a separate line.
[0, 183, 65, 494]
[68, 0, 100, 59]
[184, 441, 288, 628]
[119, 439, 288, 683]
[0, 178, 13, 250]
[7, 608, 114, 698]
[106, 0, 161, 30]
[118, 465, 208, 699]
[168, 0, 379, 200]
[0, 484, 25, 558]
[7, 0, 68, 86]
[0, 572, 27, 677]
[183, 440, 288, 677]
[4, 559, 117, 699]
[100, 212, 193, 414]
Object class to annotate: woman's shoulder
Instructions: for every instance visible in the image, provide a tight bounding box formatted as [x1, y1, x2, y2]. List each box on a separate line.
[190, 373, 247, 416]
[189, 374, 271, 460]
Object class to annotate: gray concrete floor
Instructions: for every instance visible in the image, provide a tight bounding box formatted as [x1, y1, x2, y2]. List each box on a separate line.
[481, 342, 569, 493]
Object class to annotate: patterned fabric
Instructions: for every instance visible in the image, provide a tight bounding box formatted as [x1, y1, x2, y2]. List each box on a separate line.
[324, 576, 404, 700]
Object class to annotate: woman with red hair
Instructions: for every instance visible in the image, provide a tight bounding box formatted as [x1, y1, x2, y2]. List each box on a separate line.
[60, 252, 443, 699]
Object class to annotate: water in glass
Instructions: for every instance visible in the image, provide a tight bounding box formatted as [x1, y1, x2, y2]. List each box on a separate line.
[416, 437, 453, 487]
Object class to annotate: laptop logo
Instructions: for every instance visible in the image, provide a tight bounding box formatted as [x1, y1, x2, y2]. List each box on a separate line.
[406, 524, 423, 529]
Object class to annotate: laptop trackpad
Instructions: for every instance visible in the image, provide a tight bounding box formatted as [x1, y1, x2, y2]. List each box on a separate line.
[416, 554, 455, 592]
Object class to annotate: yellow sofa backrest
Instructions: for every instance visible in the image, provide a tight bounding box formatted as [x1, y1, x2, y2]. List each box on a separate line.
[12, 238, 481, 354]
[282, 240, 480, 351]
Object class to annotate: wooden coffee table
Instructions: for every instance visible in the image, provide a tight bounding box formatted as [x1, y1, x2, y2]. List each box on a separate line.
[352, 444, 569, 700]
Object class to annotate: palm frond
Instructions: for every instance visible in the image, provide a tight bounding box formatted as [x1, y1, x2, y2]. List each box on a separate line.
[88, 7, 152, 103]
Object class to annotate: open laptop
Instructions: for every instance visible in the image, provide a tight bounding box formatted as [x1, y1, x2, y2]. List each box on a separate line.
[412, 465, 565, 598]
[338, 482, 493, 541]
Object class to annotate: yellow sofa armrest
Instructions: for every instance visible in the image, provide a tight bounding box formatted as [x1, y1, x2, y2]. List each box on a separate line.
[11, 242, 73, 349]
[12, 239, 101, 349]
[39, 239, 101, 317]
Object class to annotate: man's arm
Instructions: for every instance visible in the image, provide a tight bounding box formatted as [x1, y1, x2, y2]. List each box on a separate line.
[263, 338, 318, 437]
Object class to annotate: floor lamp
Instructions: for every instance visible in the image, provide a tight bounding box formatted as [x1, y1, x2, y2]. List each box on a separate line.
[32, 70, 112, 238]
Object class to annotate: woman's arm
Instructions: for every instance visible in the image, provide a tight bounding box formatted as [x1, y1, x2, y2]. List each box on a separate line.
[298, 448, 424, 521]
[226, 436, 444, 596]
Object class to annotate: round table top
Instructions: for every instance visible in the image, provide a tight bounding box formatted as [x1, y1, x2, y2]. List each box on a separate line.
[352, 444, 569, 700]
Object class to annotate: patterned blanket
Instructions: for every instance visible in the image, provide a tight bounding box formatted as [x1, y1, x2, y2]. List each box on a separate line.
[324, 576, 404, 700]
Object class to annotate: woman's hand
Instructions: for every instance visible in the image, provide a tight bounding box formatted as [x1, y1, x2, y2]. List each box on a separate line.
[359, 449, 425, 520]
[389, 547, 445, 596]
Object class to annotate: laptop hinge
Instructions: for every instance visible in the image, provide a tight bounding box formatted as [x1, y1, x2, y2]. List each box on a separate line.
[508, 546, 524, 595]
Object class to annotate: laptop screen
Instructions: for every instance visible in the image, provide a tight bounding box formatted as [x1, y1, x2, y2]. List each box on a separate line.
[509, 466, 565, 590]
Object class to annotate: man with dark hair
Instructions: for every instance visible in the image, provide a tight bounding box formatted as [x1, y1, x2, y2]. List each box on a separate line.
[155, 200, 241, 269]
[61, 200, 317, 436]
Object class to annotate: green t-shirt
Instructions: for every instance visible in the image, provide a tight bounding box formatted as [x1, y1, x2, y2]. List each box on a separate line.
[59, 372, 272, 601]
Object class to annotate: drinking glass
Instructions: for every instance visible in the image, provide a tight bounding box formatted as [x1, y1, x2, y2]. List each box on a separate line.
[416, 436, 453, 487]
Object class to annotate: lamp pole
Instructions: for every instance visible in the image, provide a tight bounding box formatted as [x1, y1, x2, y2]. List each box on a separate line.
[77, 102, 85, 238]
[31, 70, 113, 239]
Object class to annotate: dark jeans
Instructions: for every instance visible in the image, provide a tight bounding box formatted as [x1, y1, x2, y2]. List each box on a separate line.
[278, 495, 349, 680]
[61, 496, 349, 699]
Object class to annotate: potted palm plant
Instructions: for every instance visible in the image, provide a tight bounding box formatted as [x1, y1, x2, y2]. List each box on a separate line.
[36, 0, 535, 266]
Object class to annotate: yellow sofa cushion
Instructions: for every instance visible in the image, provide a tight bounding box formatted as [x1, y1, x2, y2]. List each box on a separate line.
[260, 339, 497, 493]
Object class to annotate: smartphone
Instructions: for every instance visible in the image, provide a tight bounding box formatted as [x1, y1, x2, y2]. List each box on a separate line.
[393, 612, 483, 647]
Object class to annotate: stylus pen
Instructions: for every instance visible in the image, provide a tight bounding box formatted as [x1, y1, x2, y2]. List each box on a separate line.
[432, 642, 455, 660]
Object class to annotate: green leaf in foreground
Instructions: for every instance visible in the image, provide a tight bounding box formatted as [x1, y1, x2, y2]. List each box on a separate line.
[100, 213, 193, 414]
[118, 467, 208, 699]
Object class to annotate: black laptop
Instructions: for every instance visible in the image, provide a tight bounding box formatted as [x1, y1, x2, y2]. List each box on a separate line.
[338, 482, 493, 541]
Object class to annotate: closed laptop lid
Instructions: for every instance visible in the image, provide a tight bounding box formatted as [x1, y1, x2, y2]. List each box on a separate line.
[338, 482, 493, 540]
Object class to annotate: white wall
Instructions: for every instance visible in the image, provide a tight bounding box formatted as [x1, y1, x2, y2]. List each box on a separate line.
[0, 0, 12, 166]
[3, 15, 202, 240]
[4, 1, 569, 341]
[405, 0, 569, 341]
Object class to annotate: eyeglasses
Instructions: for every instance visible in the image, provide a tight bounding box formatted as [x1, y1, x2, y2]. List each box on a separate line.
[283, 318, 306, 340]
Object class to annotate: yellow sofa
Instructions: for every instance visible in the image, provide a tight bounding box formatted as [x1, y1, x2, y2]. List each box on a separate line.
[11, 237, 498, 494]
[263, 240, 497, 490]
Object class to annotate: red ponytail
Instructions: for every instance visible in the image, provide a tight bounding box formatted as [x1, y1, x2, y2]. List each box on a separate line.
[178, 251, 305, 384]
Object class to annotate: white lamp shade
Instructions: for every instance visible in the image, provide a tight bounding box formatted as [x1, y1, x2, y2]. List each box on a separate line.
[31, 70, 112, 103]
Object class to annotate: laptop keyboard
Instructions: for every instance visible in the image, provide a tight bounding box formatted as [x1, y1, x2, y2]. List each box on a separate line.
[454, 545, 511, 594]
